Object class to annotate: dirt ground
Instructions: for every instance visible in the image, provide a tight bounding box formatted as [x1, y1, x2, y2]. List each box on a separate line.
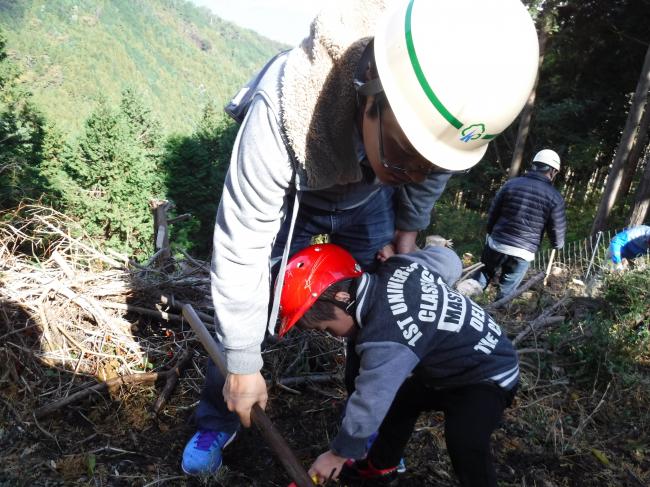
[1, 270, 649, 487]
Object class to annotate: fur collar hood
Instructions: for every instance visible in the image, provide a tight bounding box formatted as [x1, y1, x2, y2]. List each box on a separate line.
[280, 0, 386, 190]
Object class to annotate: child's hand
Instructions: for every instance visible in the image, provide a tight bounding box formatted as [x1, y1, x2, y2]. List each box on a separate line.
[376, 243, 396, 262]
[308, 450, 348, 483]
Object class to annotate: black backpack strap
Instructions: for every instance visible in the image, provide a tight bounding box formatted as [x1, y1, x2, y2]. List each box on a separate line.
[353, 39, 384, 98]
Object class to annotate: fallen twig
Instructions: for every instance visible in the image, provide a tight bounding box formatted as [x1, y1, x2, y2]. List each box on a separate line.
[543, 249, 557, 286]
[513, 296, 571, 345]
[51, 250, 76, 280]
[458, 262, 484, 282]
[34, 372, 160, 418]
[153, 349, 193, 413]
[34, 351, 193, 419]
[516, 347, 552, 355]
[485, 271, 545, 311]
[102, 301, 214, 329]
[35, 215, 124, 269]
[568, 381, 611, 444]
[276, 373, 339, 388]
[178, 249, 210, 272]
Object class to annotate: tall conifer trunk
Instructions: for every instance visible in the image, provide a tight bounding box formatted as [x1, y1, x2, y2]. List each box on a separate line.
[591, 44, 650, 235]
[629, 148, 650, 225]
[509, 12, 551, 179]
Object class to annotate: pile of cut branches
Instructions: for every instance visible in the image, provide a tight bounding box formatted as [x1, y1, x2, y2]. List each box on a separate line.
[0, 203, 343, 418]
[0, 204, 216, 423]
[2, 204, 188, 378]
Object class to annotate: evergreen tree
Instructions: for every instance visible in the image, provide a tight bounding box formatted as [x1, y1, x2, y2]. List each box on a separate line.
[120, 87, 163, 152]
[0, 30, 46, 208]
[164, 101, 237, 256]
[37, 122, 76, 204]
[119, 88, 165, 197]
[64, 98, 163, 256]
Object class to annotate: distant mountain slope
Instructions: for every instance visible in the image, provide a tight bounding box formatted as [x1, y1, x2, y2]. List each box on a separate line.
[0, 0, 287, 136]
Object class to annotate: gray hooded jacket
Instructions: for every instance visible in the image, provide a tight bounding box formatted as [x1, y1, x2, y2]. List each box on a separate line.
[212, 0, 451, 374]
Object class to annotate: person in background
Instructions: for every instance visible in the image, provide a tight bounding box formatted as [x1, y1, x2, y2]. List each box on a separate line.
[608, 225, 650, 271]
[277, 243, 518, 487]
[470, 149, 566, 301]
[181, 0, 539, 475]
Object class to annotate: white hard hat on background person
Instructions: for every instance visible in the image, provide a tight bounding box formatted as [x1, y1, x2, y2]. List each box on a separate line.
[374, 0, 539, 171]
[533, 149, 561, 171]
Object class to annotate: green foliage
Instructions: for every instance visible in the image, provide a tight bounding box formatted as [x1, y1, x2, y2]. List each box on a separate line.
[4, 0, 645, 259]
[163, 101, 237, 256]
[0, 29, 46, 208]
[440, 0, 650, 234]
[0, 0, 286, 137]
[37, 121, 77, 201]
[427, 197, 487, 258]
[555, 268, 650, 380]
[529, 0, 650, 186]
[59, 92, 165, 256]
[1, 0, 280, 258]
[120, 87, 163, 152]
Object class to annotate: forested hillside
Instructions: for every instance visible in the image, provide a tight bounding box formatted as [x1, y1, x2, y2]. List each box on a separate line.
[0, 0, 286, 258]
[0, 0, 285, 136]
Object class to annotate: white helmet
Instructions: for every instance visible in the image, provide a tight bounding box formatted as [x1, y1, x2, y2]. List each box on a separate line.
[533, 149, 561, 171]
[374, 0, 539, 171]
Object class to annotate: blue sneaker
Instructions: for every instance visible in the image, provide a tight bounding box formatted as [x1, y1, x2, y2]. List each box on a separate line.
[181, 429, 238, 475]
[366, 432, 406, 474]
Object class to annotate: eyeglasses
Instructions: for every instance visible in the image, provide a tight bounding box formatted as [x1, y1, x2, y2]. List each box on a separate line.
[377, 107, 436, 176]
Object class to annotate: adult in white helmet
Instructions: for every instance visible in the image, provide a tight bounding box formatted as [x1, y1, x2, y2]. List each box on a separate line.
[182, 0, 539, 476]
[466, 149, 567, 301]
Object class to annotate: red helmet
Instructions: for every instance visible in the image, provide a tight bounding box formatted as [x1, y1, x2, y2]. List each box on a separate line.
[277, 244, 363, 337]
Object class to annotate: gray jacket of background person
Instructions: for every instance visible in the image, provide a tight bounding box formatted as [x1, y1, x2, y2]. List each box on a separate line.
[211, 0, 452, 375]
[487, 171, 566, 254]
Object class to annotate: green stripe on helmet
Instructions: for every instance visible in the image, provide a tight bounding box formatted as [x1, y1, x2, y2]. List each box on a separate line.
[404, 0, 496, 140]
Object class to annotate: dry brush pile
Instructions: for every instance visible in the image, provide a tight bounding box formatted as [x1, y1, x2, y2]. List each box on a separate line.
[0, 204, 345, 486]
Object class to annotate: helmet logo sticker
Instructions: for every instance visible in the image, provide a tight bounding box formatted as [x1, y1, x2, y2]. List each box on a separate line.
[459, 124, 486, 143]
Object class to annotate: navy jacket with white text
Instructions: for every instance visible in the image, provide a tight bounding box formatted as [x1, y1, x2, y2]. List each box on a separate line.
[330, 249, 519, 459]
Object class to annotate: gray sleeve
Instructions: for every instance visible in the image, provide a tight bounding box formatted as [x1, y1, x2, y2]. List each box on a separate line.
[401, 246, 462, 286]
[211, 94, 294, 374]
[330, 342, 419, 459]
[395, 172, 452, 231]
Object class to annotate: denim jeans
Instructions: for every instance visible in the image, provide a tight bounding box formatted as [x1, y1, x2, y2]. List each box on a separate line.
[474, 245, 530, 301]
[195, 186, 396, 431]
[271, 186, 396, 270]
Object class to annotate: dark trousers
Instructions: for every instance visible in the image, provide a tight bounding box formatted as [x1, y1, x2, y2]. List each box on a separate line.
[368, 376, 515, 487]
[475, 245, 530, 300]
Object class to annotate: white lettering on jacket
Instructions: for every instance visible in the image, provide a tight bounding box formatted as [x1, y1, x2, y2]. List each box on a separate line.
[386, 263, 419, 316]
[419, 270, 438, 322]
[438, 286, 466, 333]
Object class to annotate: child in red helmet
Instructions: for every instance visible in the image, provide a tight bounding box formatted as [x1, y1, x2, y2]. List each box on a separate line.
[278, 243, 519, 487]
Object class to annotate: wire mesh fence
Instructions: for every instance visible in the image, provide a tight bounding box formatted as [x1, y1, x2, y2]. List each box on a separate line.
[531, 227, 650, 280]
